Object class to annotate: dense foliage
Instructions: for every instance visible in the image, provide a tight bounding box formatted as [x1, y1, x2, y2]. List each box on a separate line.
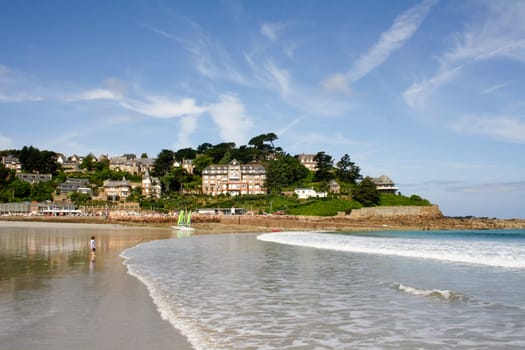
[0, 133, 432, 214]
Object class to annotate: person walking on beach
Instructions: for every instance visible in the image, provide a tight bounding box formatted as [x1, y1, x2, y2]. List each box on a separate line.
[90, 236, 96, 257]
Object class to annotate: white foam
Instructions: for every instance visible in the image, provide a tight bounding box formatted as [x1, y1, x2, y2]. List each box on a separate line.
[257, 231, 525, 269]
[121, 249, 218, 350]
[393, 283, 468, 302]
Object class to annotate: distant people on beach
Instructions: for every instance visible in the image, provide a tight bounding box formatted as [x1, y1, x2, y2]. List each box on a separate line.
[90, 236, 96, 257]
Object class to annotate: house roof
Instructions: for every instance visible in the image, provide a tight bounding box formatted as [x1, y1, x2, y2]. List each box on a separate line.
[103, 178, 130, 187]
[373, 175, 395, 185]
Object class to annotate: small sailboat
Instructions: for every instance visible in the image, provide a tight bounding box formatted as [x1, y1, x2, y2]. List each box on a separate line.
[172, 209, 194, 231]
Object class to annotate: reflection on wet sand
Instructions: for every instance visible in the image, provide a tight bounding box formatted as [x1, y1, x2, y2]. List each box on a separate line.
[0, 221, 192, 350]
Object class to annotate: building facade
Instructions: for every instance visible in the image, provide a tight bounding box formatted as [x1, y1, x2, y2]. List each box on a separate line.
[57, 178, 90, 194]
[294, 187, 327, 199]
[1, 156, 22, 172]
[103, 178, 132, 201]
[372, 175, 399, 194]
[201, 159, 266, 196]
[16, 173, 52, 184]
[296, 153, 317, 171]
[142, 171, 161, 199]
[109, 154, 155, 175]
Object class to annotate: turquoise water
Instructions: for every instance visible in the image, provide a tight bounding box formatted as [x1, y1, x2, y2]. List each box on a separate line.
[122, 229, 525, 349]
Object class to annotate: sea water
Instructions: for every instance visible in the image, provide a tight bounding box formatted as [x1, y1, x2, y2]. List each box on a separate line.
[121, 229, 525, 349]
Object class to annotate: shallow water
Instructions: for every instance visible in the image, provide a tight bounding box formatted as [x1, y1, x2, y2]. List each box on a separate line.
[122, 229, 525, 349]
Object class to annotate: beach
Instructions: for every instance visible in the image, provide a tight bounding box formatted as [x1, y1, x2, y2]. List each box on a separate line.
[0, 221, 193, 350]
[2, 216, 525, 349]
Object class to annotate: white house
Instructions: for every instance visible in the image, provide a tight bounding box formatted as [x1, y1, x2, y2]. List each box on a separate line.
[294, 188, 327, 199]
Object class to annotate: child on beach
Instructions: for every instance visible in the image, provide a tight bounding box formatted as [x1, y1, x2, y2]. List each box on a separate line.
[90, 236, 96, 256]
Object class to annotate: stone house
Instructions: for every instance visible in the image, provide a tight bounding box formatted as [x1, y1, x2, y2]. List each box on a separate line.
[103, 178, 131, 201]
[109, 154, 139, 174]
[1, 155, 22, 172]
[142, 171, 161, 199]
[56, 154, 82, 172]
[57, 178, 91, 195]
[109, 154, 155, 175]
[202, 159, 266, 196]
[16, 173, 52, 184]
[296, 153, 317, 171]
[328, 179, 340, 194]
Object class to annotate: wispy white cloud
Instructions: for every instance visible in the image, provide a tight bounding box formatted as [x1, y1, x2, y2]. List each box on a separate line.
[277, 118, 301, 137]
[174, 115, 199, 150]
[480, 81, 512, 95]
[449, 181, 525, 194]
[0, 92, 44, 102]
[403, 65, 462, 108]
[70, 79, 125, 102]
[452, 115, 525, 144]
[321, 0, 436, 97]
[404, 1, 525, 108]
[347, 0, 437, 83]
[140, 23, 179, 41]
[142, 20, 248, 86]
[261, 22, 287, 42]
[321, 73, 352, 95]
[244, 52, 291, 96]
[76, 89, 119, 101]
[263, 60, 291, 96]
[208, 94, 253, 145]
[284, 41, 299, 59]
[119, 96, 206, 119]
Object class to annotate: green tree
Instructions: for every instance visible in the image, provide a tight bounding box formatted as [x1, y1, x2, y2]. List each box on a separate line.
[313, 151, 334, 182]
[174, 147, 197, 162]
[70, 192, 92, 205]
[152, 149, 175, 177]
[336, 154, 362, 184]
[265, 153, 309, 193]
[192, 154, 213, 175]
[0, 164, 13, 187]
[248, 132, 278, 160]
[94, 157, 109, 171]
[30, 181, 55, 202]
[353, 177, 380, 207]
[206, 142, 236, 163]
[231, 145, 256, 163]
[219, 150, 232, 164]
[80, 153, 96, 171]
[18, 146, 59, 175]
[9, 179, 31, 200]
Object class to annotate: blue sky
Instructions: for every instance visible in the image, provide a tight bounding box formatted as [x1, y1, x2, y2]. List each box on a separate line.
[1, 0, 524, 219]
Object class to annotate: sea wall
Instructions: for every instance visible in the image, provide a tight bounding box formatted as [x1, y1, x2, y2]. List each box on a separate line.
[348, 205, 443, 219]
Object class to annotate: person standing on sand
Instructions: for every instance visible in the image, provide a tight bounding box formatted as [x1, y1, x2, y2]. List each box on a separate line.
[90, 236, 96, 257]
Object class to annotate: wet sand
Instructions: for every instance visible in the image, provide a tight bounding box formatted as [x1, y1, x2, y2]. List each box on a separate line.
[0, 221, 193, 350]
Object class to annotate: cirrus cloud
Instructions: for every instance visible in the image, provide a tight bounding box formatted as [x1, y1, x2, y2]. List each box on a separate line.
[452, 115, 525, 144]
[208, 94, 253, 145]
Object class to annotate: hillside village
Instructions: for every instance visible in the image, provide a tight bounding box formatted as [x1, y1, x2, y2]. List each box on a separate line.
[1, 152, 397, 199]
[0, 134, 406, 217]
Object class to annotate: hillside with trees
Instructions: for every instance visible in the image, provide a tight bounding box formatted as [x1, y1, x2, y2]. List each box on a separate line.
[0, 133, 431, 216]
